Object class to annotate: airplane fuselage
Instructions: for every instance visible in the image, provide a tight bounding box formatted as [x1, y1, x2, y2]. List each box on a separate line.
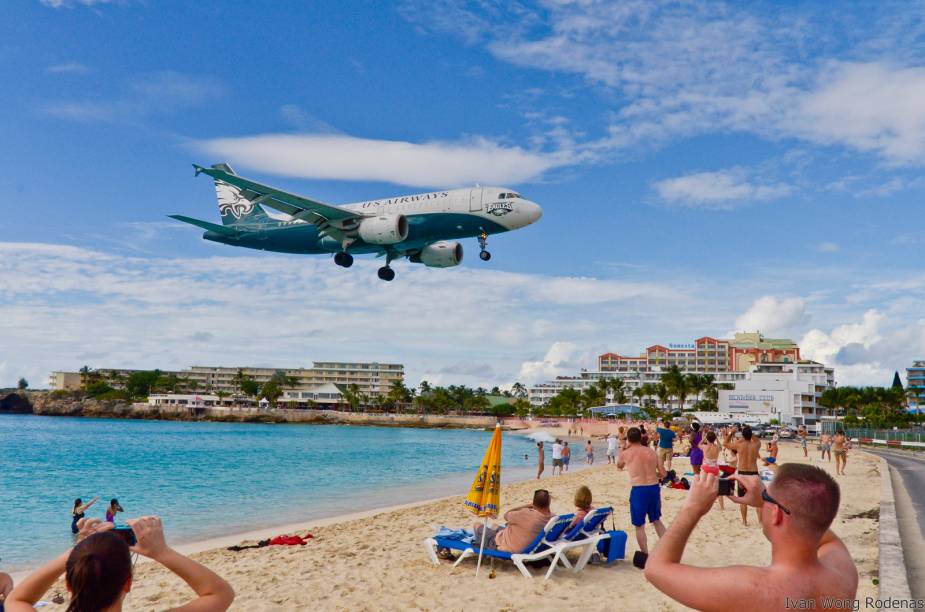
[203, 186, 541, 254]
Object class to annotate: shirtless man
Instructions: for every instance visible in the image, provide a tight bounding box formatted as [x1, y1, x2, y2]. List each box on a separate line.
[618, 427, 666, 560]
[725, 425, 762, 525]
[763, 436, 780, 470]
[820, 433, 832, 462]
[645, 465, 858, 611]
[536, 441, 545, 479]
[832, 430, 848, 475]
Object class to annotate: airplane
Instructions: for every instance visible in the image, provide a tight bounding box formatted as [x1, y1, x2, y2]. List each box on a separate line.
[170, 163, 543, 281]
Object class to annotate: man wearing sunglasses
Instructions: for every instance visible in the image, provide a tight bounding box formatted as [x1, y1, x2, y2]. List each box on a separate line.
[644, 464, 858, 611]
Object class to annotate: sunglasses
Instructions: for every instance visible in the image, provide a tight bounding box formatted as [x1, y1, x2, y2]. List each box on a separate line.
[761, 489, 791, 515]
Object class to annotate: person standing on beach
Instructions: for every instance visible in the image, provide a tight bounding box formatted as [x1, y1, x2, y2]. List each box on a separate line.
[688, 423, 704, 476]
[655, 420, 676, 473]
[618, 425, 627, 450]
[617, 427, 666, 560]
[562, 442, 571, 472]
[606, 433, 618, 464]
[585, 439, 594, 465]
[832, 430, 848, 475]
[551, 439, 564, 476]
[699, 431, 726, 510]
[71, 496, 99, 534]
[799, 426, 809, 458]
[644, 465, 858, 611]
[536, 441, 545, 479]
[820, 433, 832, 462]
[724, 426, 762, 526]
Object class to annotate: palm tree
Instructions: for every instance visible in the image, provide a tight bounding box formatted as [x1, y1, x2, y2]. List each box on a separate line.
[511, 382, 527, 399]
[655, 383, 671, 414]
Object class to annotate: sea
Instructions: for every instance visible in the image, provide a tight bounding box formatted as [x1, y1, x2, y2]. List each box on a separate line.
[0, 414, 545, 571]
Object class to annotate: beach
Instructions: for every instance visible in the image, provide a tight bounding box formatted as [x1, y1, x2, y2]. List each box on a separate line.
[29, 441, 882, 611]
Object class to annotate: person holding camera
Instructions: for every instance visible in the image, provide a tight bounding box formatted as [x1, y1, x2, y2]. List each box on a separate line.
[5, 516, 234, 612]
[644, 465, 858, 611]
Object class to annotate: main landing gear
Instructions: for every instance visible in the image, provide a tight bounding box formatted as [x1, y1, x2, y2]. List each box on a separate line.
[478, 232, 491, 261]
[334, 251, 354, 267]
[377, 266, 395, 281]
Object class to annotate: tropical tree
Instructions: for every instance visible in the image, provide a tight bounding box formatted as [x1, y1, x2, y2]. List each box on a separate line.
[512, 398, 531, 419]
[126, 370, 162, 399]
[341, 383, 362, 411]
[259, 380, 283, 406]
[386, 379, 412, 411]
[17, 377, 28, 391]
[511, 382, 528, 399]
[654, 383, 671, 413]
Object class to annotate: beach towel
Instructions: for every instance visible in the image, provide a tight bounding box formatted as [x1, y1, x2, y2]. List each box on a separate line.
[269, 534, 312, 546]
[435, 526, 474, 543]
[596, 530, 627, 564]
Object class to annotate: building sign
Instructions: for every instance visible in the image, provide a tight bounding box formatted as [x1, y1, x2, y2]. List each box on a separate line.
[728, 394, 774, 402]
[668, 343, 696, 349]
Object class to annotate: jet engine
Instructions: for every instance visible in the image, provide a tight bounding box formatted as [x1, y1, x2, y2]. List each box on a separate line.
[358, 214, 409, 245]
[410, 241, 464, 268]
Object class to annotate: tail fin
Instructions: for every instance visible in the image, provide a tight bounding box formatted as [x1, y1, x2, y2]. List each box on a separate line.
[211, 163, 271, 226]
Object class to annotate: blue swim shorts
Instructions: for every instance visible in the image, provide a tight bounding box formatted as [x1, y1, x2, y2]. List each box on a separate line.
[629, 484, 662, 527]
[766, 457, 777, 464]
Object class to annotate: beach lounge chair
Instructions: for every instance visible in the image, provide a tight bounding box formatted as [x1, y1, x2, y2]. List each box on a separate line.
[545, 506, 623, 577]
[424, 513, 575, 579]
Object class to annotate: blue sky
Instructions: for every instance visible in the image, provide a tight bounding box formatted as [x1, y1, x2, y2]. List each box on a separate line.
[2, 0, 924, 389]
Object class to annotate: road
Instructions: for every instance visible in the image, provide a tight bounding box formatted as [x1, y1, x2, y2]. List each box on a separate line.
[865, 447, 925, 599]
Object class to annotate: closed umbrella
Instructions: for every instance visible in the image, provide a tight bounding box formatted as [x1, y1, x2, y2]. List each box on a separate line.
[463, 423, 502, 576]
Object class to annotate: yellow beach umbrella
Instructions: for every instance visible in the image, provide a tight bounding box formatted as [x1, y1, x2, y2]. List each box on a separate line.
[464, 423, 502, 576]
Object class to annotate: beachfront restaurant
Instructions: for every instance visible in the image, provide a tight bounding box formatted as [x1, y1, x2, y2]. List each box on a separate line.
[277, 383, 345, 410]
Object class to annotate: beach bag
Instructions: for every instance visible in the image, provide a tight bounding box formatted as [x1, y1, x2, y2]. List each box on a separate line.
[596, 529, 627, 564]
[632, 550, 648, 569]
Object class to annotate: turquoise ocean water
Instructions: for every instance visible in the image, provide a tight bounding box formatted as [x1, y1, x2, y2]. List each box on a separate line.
[0, 415, 542, 571]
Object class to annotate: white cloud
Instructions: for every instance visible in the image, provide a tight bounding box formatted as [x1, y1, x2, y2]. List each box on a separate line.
[734, 296, 808, 336]
[653, 171, 792, 209]
[0, 242, 681, 389]
[39, 0, 119, 6]
[517, 342, 579, 384]
[192, 133, 571, 187]
[816, 242, 840, 253]
[43, 72, 222, 122]
[789, 62, 925, 163]
[46, 62, 90, 74]
[403, 2, 925, 165]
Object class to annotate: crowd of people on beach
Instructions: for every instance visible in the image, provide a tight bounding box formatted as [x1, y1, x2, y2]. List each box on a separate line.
[453, 419, 860, 611]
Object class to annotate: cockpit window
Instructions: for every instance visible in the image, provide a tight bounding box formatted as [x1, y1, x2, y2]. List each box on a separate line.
[498, 192, 523, 199]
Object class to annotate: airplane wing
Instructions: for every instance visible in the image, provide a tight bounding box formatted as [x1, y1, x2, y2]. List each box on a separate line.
[193, 164, 362, 224]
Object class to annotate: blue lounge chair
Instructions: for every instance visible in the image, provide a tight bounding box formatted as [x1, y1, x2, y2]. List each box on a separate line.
[545, 506, 625, 577]
[424, 513, 575, 579]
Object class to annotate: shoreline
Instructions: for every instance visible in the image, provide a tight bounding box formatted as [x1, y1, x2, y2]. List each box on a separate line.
[7, 428, 594, 582]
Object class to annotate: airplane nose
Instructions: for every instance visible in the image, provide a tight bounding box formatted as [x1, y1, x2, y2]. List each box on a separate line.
[526, 201, 542, 224]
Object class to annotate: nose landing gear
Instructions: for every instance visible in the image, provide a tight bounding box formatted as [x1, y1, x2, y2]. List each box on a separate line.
[478, 232, 491, 261]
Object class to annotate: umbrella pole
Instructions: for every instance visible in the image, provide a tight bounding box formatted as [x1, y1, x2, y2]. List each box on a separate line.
[475, 516, 488, 577]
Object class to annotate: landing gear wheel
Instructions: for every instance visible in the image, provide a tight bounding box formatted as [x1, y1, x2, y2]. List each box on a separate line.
[477, 231, 491, 262]
[377, 266, 395, 281]
[334, 252, 354, 268]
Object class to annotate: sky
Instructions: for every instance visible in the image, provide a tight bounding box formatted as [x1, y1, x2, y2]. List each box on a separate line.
[1, 0, 924, 390]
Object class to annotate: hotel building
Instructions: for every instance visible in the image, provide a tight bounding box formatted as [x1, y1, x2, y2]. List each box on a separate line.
[907, 360, 925, 413]
[50, 362, 403, 398]
[598, 332, 800, 374]
[716, 361, 835, 428]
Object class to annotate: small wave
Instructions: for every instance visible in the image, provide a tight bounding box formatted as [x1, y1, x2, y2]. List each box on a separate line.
[524, 431, 556, 444]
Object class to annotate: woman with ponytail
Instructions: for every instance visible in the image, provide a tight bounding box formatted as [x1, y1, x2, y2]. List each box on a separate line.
[6, 516, 233, 612]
